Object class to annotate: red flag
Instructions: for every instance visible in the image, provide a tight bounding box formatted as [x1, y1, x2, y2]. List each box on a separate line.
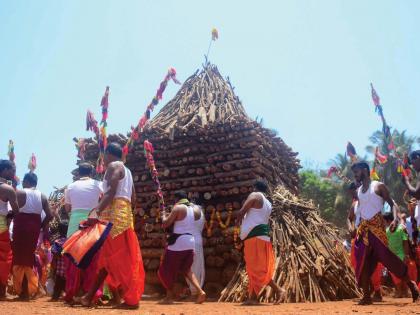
[371, 83, 380, 107]
[375, 147, 388, 164]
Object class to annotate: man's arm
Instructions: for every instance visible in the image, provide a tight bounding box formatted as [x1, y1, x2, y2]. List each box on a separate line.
[41, 194, 53, 228]
[378, 183, 399, 230]
[403, 177, 420, 199]
[162, 205, 180, 229]
[5, 186, 19, 215]
[235, 193, 260, 224]
[347, 204, 356, 236]
[97, 163, 120, 213]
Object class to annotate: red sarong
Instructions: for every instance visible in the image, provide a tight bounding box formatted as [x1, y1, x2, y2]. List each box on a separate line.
[98, 228, 144, 306]
[64, 254, 102, 302]
[158, 249, 194, 289]
[0, 231, 12, 286]
[12, 213, 41, 267]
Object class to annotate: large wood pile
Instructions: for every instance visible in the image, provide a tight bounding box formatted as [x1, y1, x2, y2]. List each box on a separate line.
[75, 64, 301, 296]
[219, 186, 360, 303]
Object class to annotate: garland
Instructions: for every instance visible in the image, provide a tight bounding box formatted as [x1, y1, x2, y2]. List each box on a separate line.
[86, 86, 109, 173]
[233, 227, 243, 250]
[122, 68, 180, 161]
[143, 140, 165, 222]
[215, 206, 233, 229]
[205, 207, 216, 237]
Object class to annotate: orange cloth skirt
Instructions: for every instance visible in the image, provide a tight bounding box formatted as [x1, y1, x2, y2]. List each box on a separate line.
[97, 228, 144, 306]
[244, 237, 275, 296]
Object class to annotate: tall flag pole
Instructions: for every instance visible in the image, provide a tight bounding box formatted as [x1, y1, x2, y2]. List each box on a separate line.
[370, 83, 409, 177]
[205, 28, 219, 62]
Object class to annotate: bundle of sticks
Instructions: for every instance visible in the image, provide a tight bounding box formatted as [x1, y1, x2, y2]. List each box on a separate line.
[219, 186, 360, 303]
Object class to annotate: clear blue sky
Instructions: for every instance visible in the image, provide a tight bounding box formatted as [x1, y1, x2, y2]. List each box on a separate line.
[1, 1, 419, 194]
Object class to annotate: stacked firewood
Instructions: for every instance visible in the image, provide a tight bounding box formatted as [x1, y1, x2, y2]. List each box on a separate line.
[219, 186, 360, 303]
[73, 64, 301, 296]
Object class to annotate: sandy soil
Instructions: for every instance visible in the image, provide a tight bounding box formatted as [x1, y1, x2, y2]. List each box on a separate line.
[2, 297, 420, 315]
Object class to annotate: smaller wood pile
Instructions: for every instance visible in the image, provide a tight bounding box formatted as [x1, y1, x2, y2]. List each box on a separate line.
[219, 186, 360, 303]
[47, 187, 69, 241]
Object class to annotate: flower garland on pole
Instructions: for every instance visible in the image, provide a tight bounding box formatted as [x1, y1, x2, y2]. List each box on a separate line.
[86, 86, 109, 174]
[122, 68, 180, 161]
[143, 140, 165, 222]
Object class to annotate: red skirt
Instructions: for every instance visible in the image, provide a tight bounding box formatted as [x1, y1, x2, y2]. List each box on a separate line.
[98, 228, 144, 306]
[0, 231, 12, 285]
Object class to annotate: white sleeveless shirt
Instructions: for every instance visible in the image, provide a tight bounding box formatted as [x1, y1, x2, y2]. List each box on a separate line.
[168, 205, 195, 251]
[104, 162, 133, 202]
[357, 181, 384, 221]
[240, 192, 272, 241]
[20, 188, 43, 215]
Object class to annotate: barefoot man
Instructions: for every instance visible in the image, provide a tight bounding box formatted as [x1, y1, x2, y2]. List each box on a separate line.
[351, 161, 419, 305]
[158, 191, 206, 304]
[80, 143, 144, 309]
[12, 172, 52, 300]
[236, 179, 284, 304]
[0, 160, 19, 299]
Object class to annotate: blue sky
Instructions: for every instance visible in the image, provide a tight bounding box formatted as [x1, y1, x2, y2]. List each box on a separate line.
[1, 0, 419, 193]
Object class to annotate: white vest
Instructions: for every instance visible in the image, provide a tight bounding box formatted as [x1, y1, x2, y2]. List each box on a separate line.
[168, 205, 195, 251]
[20, 188, 43, 215]
[104, 162, 133, 202]
[357, 181, 384, 221]
[240, 192, 272, 241]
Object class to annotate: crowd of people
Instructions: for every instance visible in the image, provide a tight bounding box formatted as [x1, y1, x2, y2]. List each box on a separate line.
[346, 150, 420, 305]
[0, 141, 419, 308]
[0, 142, 282, 308]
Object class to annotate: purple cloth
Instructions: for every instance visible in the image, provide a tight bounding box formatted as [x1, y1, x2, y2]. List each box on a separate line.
[355, 230, 407, 285]
[12, 213, 41, 267]
[158, 249, 193, 289]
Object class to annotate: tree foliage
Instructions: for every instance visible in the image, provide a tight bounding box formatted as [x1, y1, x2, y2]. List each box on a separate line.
[300, 128, 419, 227]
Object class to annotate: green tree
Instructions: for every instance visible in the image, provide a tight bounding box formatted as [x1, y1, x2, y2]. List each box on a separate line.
[366, 129, 417, 207]
[299, 170, 339, 223]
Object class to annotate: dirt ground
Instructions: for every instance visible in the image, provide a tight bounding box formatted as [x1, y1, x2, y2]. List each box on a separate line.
[2, 297, 420, 315]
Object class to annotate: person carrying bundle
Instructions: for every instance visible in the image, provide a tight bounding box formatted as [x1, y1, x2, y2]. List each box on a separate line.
[236, 179, 285, 305]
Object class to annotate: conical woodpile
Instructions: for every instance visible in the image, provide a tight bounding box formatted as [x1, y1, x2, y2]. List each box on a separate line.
[73, 63, 309, 296]
[219, 186, 360, 303]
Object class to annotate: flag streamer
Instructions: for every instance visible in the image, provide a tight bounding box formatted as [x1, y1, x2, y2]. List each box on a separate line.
[122, 68, 180, 161]
[8, 140, 15, 162]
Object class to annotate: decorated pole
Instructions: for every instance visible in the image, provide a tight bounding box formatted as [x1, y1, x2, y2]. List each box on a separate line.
[143, 140, 165, 222]
[370, 84, 410, 178]
[205, 28, 219, 62]
[122, 68, 180, 161]
[86, 86, 109, 174]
